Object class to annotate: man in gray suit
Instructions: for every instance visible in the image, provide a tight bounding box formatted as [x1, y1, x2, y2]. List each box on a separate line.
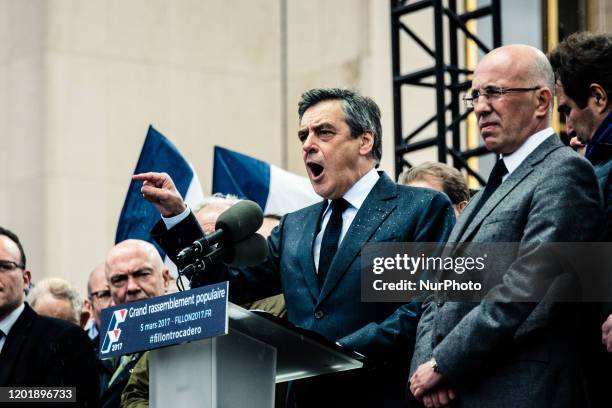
[409, 45, 603, 407]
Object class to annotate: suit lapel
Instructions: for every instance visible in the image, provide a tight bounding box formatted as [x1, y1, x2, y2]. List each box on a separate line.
[458, 166, 533, 242]
[0, 304, 35, 385]
[449, 192, 481, 242]
[299, 201, 327, 301]
[318, 173, 397, 304]
[457, 135, 562, 242]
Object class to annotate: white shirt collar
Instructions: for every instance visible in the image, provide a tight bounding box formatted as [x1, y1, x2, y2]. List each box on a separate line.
[502, 127, 554, 176]
[326, 167, 379, 211]
[0, 302, 25, 337]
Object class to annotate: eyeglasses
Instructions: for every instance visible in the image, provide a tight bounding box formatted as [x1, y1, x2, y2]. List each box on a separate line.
[90, 289, 111, 301]
[463, 86, 541, 109]
[0, 260, 25, 272]
[108, 269, 153, 288]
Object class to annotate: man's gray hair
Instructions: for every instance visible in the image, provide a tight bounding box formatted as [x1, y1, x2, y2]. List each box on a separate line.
[27, 277, 82, 324]
[530, 50, 556, 97]
[298, 88, 383, 165]
[194, 193, 241, 214]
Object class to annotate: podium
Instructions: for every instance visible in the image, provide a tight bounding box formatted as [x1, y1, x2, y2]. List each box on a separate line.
[149, 303, 363, 408]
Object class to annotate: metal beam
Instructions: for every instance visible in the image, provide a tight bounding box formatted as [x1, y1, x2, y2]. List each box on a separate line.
[390, 0, 502, 183]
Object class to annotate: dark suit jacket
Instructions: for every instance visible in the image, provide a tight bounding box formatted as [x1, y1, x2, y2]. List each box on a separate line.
[91, 333, 114, 400]
[154, 172, 455, 407]
[411, 135, 604, 408]
[99, 352, 142, 408]
[0, 303, 100, 407]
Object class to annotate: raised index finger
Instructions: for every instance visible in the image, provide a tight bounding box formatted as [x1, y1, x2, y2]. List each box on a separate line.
[132, 172, 166, 183]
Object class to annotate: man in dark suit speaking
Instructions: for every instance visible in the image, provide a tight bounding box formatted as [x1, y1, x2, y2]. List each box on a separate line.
[0, 227, 99, 407]
[409, 45, 603, 408]
[134, 88, 455, 407]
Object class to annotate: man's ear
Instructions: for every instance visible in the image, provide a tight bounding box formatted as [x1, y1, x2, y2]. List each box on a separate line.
[162, 268, 170, 290]
[23, 270, 31, 289]
[456, 200, 468, 213]
[535, 87, 553, 117]
[359, 131, 374, 156]
[590, 83, 609, 114]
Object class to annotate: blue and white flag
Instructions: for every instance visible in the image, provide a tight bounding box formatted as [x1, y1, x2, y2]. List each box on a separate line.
[116, 125, 205, 276]
[212, 146, 320, 216]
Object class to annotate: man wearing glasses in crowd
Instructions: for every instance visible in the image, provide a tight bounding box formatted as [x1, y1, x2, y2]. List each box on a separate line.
[409, 45, 602, 407]
[0, 226, 99, 407]
[85, 263, 115, 397]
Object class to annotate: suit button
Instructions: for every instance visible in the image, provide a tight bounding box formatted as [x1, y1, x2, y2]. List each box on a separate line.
[314, 310, 324, 319]
[436, 301, 444, 307]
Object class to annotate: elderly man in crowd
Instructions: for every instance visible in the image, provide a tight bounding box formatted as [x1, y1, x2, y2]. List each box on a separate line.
[99, 239, 169, 408]
[0, 226, 99, 406]
[85, 263, 113, 349]
[409, 44, 603, 408]
[28, 277, 83, 326]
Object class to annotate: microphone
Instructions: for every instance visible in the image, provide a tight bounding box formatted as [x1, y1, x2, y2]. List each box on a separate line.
[177, 200, 263, 263]
[180, 233, 268, 279]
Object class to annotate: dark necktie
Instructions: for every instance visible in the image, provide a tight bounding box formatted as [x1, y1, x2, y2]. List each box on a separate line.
[318, 198, 350, 288]
[467, 158, 508, 221]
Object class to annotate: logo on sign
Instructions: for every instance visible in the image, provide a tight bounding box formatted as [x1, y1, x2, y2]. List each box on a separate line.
[101, 308, 128, 354]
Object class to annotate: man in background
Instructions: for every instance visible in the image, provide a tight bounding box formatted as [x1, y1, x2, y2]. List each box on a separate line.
[399, 162, 470, 217]
[83, 263, 115, 397]
[85, 263, 113, 348]
[549, 31, 611, 240]
[28, 277, 83, 326]
[100, 239, 170, 408]
[0, 226, 99, 407]
[549, 31, 612, 407]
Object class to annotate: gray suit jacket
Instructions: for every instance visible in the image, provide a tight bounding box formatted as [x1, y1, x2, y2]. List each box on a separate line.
[411, 135, 604, 408]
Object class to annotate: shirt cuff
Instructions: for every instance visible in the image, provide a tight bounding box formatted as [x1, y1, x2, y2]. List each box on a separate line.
[162, 207, 191, 230]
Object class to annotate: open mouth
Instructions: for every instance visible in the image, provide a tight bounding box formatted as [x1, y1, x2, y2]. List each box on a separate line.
[307, 162, 325, 179]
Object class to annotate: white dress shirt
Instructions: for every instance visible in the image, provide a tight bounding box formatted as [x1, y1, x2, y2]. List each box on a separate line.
[313, 168, 380, 271]
[163, 206, 192, 229]
[0, 302, 25, 354]
[501, 127, 554, 181]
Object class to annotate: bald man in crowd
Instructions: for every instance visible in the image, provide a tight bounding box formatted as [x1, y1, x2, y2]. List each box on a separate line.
[100, 239, 169, 408]
[409, 45, 602, 407]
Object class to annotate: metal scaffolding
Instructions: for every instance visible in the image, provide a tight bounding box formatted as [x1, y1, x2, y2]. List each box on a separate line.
[390, 0, 502, 185]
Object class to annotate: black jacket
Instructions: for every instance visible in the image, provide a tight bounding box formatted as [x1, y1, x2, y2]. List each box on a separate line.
[0, 303, 100, 407]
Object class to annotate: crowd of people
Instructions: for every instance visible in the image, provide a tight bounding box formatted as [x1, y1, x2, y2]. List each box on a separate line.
[0, 31, 609, 407]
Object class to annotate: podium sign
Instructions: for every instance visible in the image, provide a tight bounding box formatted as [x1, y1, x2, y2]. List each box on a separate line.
[99, 282, 229, 358]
